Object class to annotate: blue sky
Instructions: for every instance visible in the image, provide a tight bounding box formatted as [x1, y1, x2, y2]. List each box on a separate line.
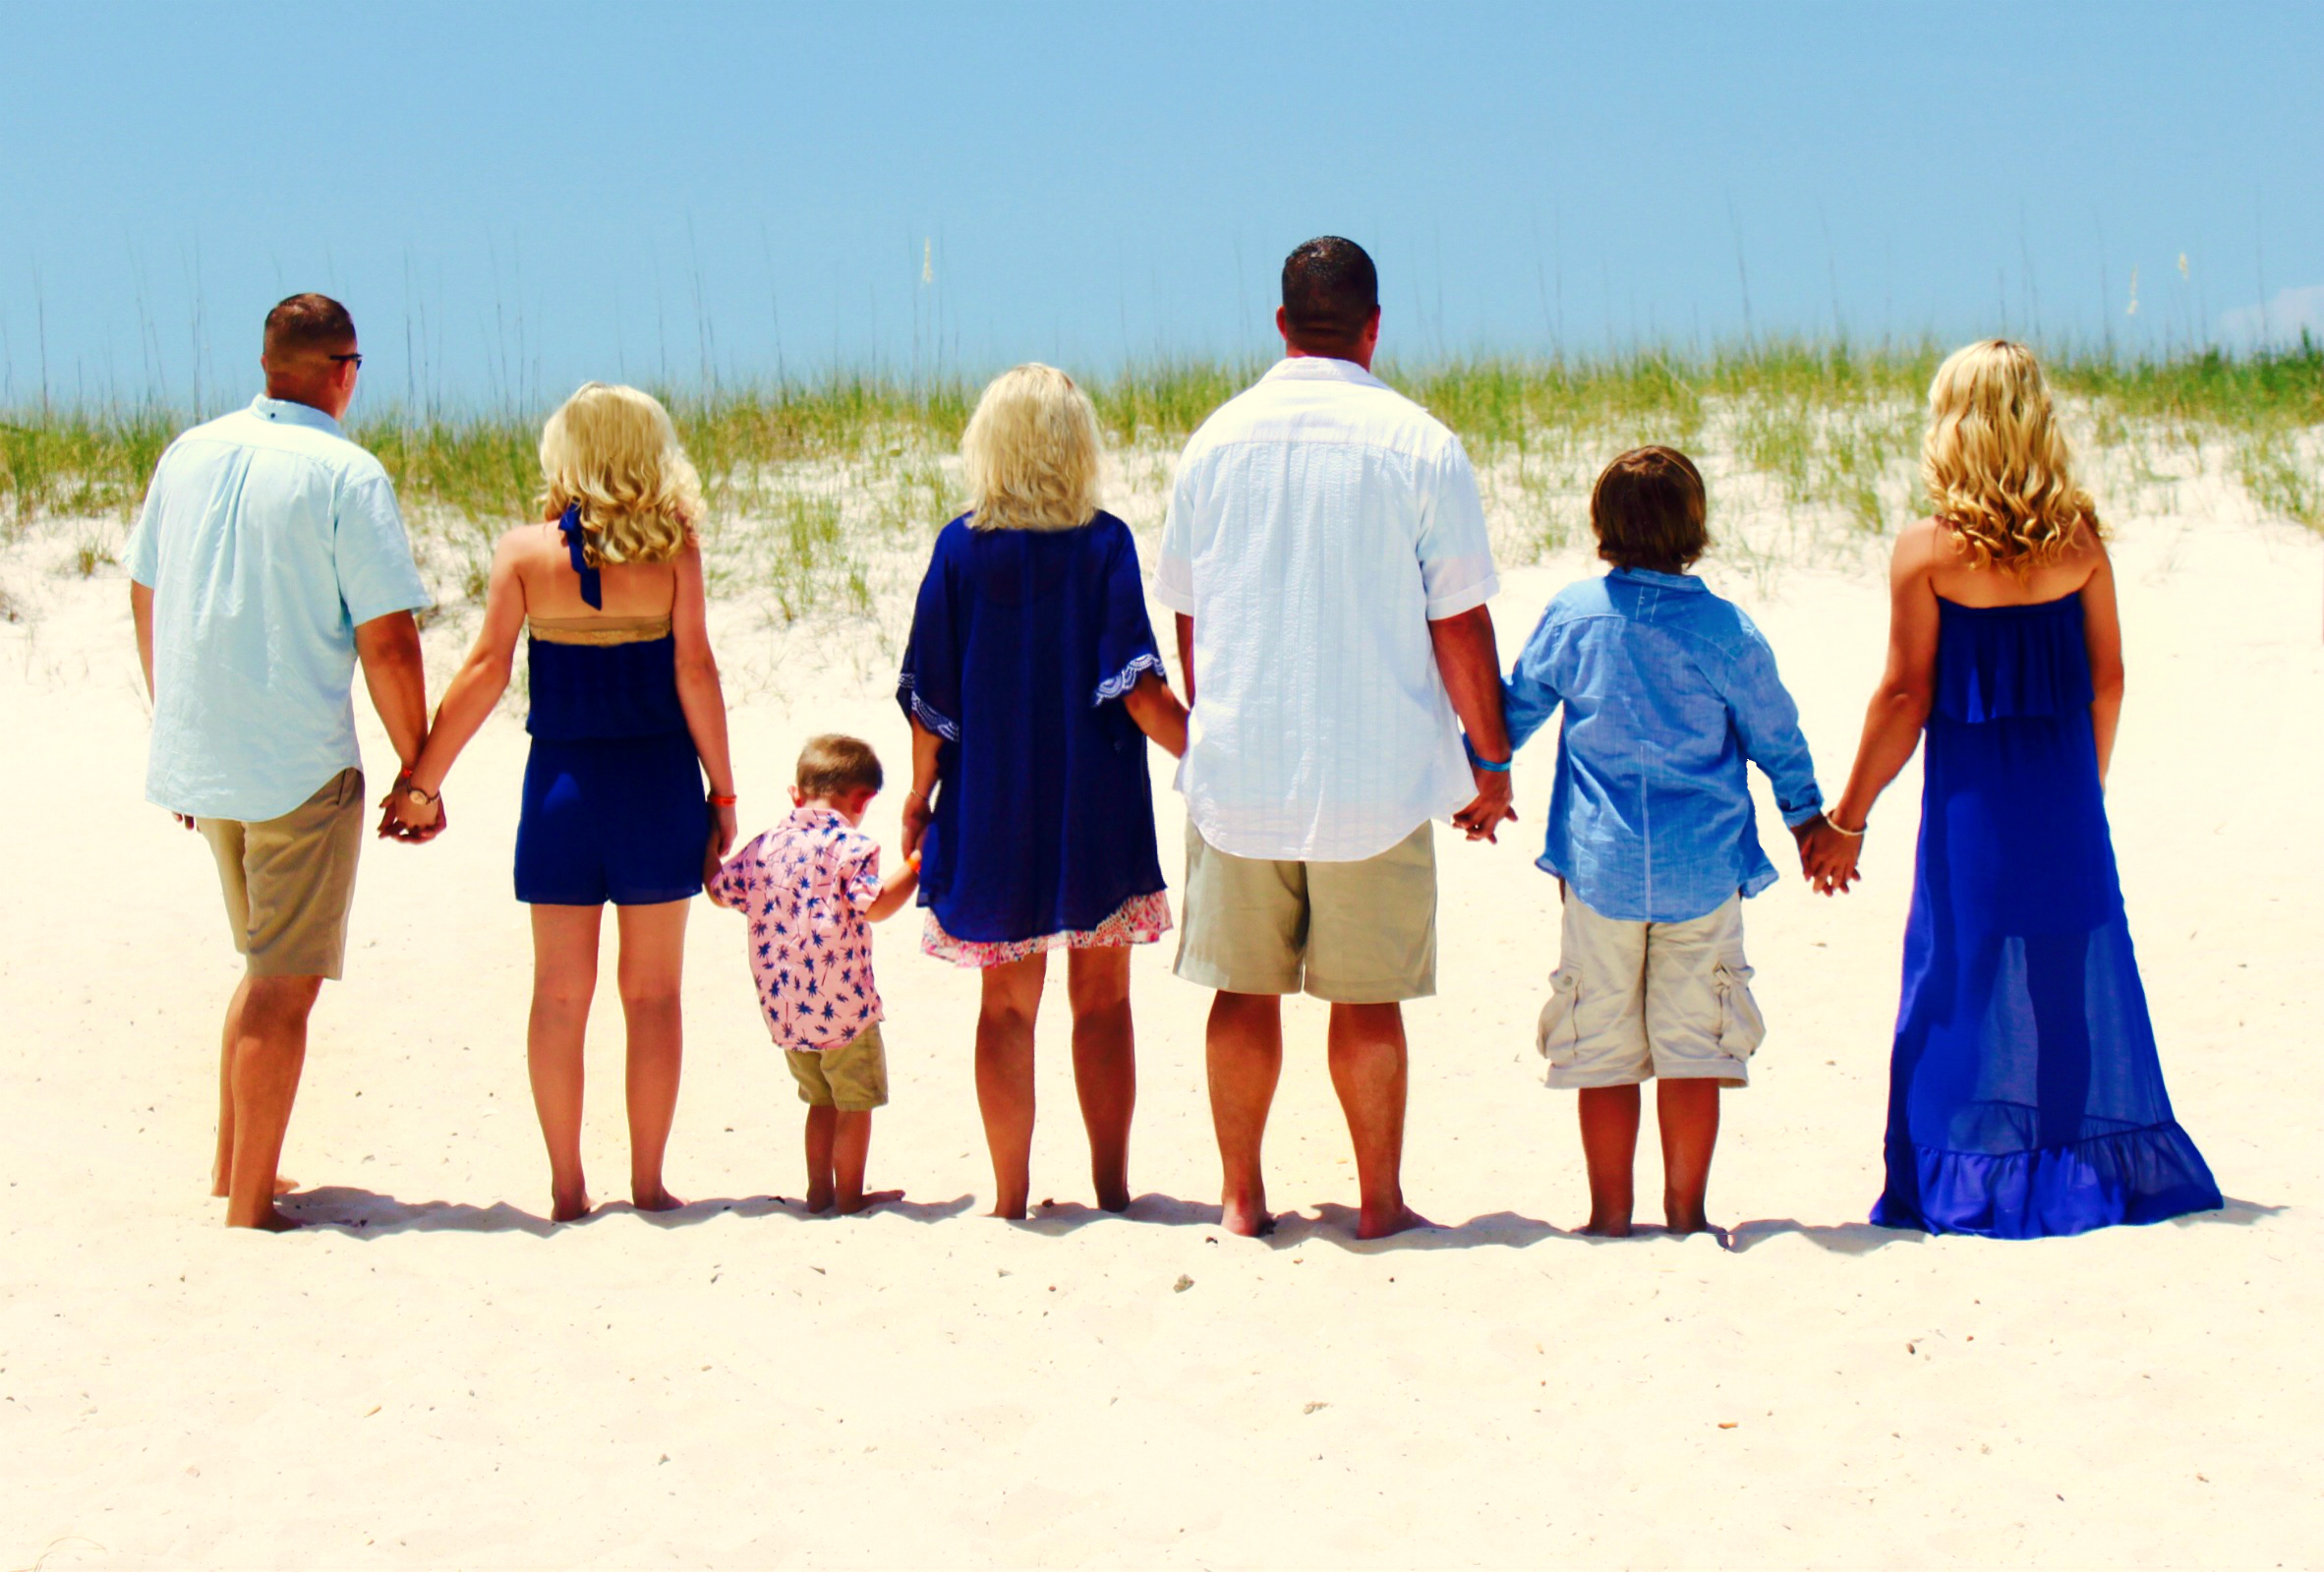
[2, 0, 2318, 411]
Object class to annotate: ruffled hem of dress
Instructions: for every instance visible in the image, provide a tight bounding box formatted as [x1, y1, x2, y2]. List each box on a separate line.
[1871, 1122, 2222, 1239]
[1093, 652, 1164, 705]
[922, 890, 1173, 969]
[895, 673, 960, 741]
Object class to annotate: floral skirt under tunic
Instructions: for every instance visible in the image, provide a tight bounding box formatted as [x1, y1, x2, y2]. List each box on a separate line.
[923, 890, 1173, 969]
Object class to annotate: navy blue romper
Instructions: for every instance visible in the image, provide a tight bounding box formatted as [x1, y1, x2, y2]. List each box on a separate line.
[512, 511, 709, 906]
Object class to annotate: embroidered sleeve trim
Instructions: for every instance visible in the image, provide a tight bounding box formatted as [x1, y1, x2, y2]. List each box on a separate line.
[897, 672, 961, 741]
[1092, 651, 1164, 706]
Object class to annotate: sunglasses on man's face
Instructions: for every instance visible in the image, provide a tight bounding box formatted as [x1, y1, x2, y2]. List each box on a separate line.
[329, 352, 364, 369]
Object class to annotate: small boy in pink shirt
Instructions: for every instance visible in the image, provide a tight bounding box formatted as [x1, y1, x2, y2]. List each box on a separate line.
[710, 734, 919, 1214]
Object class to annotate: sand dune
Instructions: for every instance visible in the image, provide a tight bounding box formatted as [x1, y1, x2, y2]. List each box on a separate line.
[1, 482, 2318, 1567]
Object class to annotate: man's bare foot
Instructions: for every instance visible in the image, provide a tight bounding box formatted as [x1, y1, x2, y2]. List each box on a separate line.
[1096, 1183, 1133, 1214]
[1221, 1193, 1274, 1238]
[228, 1207, 302, 1233]
[550, 1189, 593, 1224]
[838, 1188, 904, 1215]
[1576, 1218, 1634, 1239]
[1356, 1203, 1434, 1241]
[631, 1187, 685, 1213]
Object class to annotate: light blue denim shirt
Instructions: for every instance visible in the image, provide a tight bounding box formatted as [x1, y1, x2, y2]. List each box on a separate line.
[1503, 567, 1823, 923]
[127, 396, 431, 821]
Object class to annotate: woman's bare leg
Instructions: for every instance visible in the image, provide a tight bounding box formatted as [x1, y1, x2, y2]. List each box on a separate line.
[529, 904, 603, 1222]
[613, 900, 690, 1211]
[1066, 947, 1135, 1211]
[974, 955, 1047, 1219]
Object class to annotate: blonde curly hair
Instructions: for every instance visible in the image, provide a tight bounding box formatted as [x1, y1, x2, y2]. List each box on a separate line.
[960, 364, 1104, 533]
[538, 382, 703, 565]
[1922, 340, 2100, 573]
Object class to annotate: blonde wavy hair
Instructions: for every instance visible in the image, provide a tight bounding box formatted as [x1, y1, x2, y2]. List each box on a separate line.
[1922, 340, 2100, 573]
[960, 364, 1104, 532]
[538, 382, 703, 565]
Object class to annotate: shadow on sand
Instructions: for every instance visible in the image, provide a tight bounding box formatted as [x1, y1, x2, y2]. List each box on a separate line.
[1008, 1194, 1221, 1236]
[288, 1187, 976, 1238]
[1727, 1194, 2284, 1253]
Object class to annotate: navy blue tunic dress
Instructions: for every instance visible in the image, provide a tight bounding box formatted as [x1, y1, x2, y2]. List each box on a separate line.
[897, 512, 1168, 945]
[1872, 595, 2220, 1237]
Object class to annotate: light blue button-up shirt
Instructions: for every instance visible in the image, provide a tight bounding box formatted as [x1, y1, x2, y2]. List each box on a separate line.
[1503, 567, 1824, 924]
[127, 396, 431, 822]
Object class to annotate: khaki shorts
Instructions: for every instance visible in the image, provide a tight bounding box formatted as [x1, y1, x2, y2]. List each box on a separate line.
[197, 768, 366, 980]
[786, 1023, 889, 1111]
[1537, 892, 1765, 1088]
[1173, 820, 1436, 1003]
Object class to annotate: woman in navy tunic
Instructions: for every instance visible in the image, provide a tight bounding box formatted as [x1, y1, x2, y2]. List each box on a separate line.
[1822, 341, 2218, 1238]
[899, 364, 1189, 1220]
[392, 383, 738, 1224]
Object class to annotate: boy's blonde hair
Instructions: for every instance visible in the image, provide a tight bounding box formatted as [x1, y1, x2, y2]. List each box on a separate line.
[539, 382, 704, 566]
[1922, 340, 2100, 573]
[960, 363, 1104, 533]
[796, 734, 883, 798]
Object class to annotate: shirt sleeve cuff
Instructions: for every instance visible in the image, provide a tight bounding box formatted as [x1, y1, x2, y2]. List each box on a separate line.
[1780, 795, 1826, 829]
[1152, 557, 1194, 614]
[1424, 571, 1499, 621]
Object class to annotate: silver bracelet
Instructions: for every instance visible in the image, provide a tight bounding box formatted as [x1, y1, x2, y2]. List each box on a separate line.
[1827, 815, 1868, 839]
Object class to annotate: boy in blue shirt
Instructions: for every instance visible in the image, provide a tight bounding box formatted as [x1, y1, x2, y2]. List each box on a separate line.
[1501, 446, 1847, 1238]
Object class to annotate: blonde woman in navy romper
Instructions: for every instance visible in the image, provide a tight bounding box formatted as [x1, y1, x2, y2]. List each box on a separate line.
[392, 383, 738, 1223]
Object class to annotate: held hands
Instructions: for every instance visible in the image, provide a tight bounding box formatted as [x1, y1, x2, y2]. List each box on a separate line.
[378, 774, 447, 844]
[1793, 813, 1863, 897]
[1452, 767, 1518, 844]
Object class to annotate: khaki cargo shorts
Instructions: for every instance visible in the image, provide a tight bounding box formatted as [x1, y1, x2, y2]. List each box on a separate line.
[1537, 892, 1765, 1088]
[197, 768, 366, 980]
[786, 1023, 889, 1111]
[1173, 820, 1436, 1003]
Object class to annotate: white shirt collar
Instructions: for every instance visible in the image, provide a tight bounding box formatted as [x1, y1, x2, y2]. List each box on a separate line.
[1259, 355, 1390, 392]
[249, 395, 344, 437]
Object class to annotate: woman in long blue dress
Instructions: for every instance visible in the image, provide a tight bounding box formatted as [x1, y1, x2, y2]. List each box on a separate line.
[1821, 340, 2220, 1238]
[899, 364, 1190, 1220]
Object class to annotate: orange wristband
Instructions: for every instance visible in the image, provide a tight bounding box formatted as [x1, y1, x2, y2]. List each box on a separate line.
[708, 792, 737, 807]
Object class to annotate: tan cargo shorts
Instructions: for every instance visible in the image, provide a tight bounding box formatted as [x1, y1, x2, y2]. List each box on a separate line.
[786, 1023, 890, 1112]
[1537, 892, 1765, 1088]
[197, 768, 367, 981]
[1173, 820, 1436, 1004]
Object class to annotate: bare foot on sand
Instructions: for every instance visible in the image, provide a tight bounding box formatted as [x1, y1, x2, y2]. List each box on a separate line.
[1576, 1217, 1635, 1239]
[838, 1189, 904, 1215]
[1221, 1192, 1275, 1238]
[550, 1188, 593, 1224]
[1096, 1185, 1133, 1214]
[229, 1207, 303, 1234]
[1357, 1203, 1434, 1241]
[1663, 1213, 1731, 1248]
[631, 1188, 685, 1213]
[988, 1200, 1030, 1221]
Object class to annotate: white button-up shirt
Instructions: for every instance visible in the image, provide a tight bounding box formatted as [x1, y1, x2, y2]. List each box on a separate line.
[127, 396, 431, 822]
[1156, 356, 1498, 862]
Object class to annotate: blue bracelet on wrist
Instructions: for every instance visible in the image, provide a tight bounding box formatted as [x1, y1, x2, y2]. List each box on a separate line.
[1463, 735, 1513, 773]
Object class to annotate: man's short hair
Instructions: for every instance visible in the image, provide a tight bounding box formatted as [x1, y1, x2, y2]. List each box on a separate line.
[795, 733, 883, 798]
[1590, 446, 1711, 573]
[263, 293, 356, 363]
[1280, 237, 1378, 351]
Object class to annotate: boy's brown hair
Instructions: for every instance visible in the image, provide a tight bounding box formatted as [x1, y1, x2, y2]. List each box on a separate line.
[1590, 446, 1710, 573]
[795, 734, 884, 798]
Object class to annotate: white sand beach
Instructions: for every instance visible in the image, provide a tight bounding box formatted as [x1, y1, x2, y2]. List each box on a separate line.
[2, 468, 2320, 1568]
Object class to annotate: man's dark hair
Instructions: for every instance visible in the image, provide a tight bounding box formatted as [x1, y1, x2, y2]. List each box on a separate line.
[1590, 446, 1711, 573]
[1280, 237, 1378, 352]
[262, 293, 356, 363]
[796, 733, 883, 798]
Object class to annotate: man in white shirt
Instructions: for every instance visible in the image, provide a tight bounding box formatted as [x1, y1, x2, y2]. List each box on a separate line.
[1156, 237, 1514, 1240]
[128, 294, 436, 1230]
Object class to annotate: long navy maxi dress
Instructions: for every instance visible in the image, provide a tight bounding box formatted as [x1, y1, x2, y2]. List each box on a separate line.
[1872, 594, 2221, 1238]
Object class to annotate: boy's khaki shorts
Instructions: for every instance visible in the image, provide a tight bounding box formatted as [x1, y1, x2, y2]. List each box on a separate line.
[1173, 820, 1436, 1004]
[786, 1024, 889, 1111]
[197, 768, 366, 981]
[1537, 892, 1765, 1088]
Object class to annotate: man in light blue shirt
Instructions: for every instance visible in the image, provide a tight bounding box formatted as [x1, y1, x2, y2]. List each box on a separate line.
[1502, 445, 1843, 1242]
[127, 292, 435, 1230]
